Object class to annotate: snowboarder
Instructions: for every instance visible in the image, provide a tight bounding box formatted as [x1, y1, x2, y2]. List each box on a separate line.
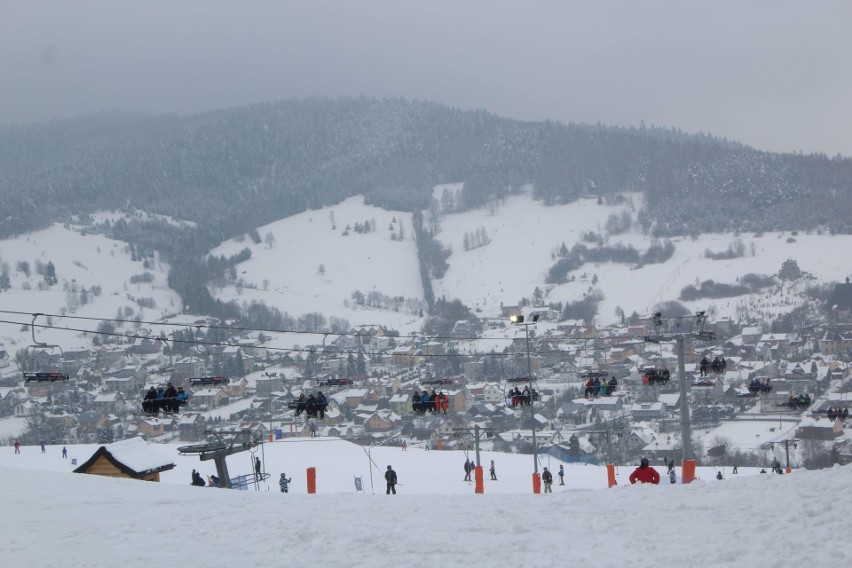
[385, 465, 398, 494]
[716, 471, 723, 480]
[558, 464, 565, 485]
[490, 460, 497, 480]
[279, 473, 292, 493]
[669, 468, 676, 484]
[542, 467, 553, 493]
[629, 457, 661, 485]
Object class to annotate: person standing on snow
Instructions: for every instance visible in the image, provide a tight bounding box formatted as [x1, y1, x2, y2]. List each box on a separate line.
[629, 457, 661, 485]
[669, 468, 676, 484]
[542, 467, 553, 493]
[490, 460, 497, 480]
[463, 459, 472, 481]
[279, 473, 292, 493]
[255, 457, 262, 479]
[558, 464, 565, 485]
[385, 465, 398, 494]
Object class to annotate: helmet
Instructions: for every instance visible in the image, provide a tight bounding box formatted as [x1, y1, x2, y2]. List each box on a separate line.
[387, 465, 392, 470]
[640, 457, 649, 467]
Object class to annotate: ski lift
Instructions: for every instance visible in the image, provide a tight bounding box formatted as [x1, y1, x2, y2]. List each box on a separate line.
[22, 313, 68, 381]
[189, 376, 230, 387]
[640, 365, 671, 386]
[503, 376, 539, 409]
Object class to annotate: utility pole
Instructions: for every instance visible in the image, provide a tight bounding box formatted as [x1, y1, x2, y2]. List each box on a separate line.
[453, 424, 486, 467]
[645, 311, 715, 462]
[511, 314, 539, 474]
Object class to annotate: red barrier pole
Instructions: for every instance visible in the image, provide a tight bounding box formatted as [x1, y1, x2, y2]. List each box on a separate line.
[607, 463, 617, 488]
[306, 467, 316, 494]
[681, 459, 696, 484]
[474, 466, 484, 494]
[532, 472, 541, 494]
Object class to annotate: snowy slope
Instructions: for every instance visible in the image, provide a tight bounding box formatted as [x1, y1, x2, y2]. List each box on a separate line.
[1, 438, 849, 567]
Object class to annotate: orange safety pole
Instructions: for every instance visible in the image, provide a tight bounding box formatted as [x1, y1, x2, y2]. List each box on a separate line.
[532, 472, 541, 494]
[785, 467, 791, 474]
[606, 463, 617, 488]
[306, 467, 316, 494]
[681, 459, 696, 484]
[269, 433, 274, 442]
[437, 439, 443, 450]
[474, 466, 484, 494]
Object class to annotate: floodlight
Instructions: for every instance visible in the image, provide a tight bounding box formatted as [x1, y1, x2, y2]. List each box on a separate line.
[510, 315, 524, 324]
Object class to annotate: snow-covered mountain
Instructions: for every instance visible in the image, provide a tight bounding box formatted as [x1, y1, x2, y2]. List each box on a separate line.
[0, 190, 849, 353]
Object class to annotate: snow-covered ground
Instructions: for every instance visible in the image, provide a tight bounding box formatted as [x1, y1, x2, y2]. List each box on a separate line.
[1, 437, 848, 567]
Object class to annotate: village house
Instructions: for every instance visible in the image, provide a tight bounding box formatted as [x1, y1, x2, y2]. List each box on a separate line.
[136, 417, 167, 438]
[177, 413, 206, 441]
[92, 392, 127, 415]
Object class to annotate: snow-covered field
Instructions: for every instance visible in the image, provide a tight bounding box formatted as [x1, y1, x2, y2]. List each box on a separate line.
[0, 189, 849, 355]
[1, 437, 848, 567]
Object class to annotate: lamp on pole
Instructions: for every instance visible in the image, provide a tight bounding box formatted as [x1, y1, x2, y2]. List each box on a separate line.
[510, 314, 539, 474]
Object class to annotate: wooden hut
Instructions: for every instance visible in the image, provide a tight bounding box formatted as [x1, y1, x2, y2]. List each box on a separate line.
[73, 437, 175, 482]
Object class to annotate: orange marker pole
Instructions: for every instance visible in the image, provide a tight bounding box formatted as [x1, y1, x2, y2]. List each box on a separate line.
[532, 472, 541, 494]
[681, 459, 696, 484]
[607, 463, 617, 488]
[474, 466, 484, 494]
[307, 467, 316, 494]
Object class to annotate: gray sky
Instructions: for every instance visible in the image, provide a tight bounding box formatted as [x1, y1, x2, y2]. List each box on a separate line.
[2, 1, 851, 156]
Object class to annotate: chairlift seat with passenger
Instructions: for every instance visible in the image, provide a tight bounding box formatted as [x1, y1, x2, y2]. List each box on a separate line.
[189, 376, 230, 386]
[24, 371, 70, 383]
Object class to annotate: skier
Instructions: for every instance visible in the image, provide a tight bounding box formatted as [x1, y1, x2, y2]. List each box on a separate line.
[558, 464, 565, 485]
[255, 457, 262, 479]
[40, 439, 46, 453]
[14, 439, 20, 454]
[385, 465, 398, 494]
[490, 460, 497, 480]
[62, 446, 67, 459]
[463, 459, 472, 481]
[279, 473, 292, 493]
[401, 440, 407, 451]
[629, 457, 661, 485]
[542, 467, 553, 493]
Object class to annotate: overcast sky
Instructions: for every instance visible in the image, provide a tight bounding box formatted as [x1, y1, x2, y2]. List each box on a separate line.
[2, 1, 851, 157]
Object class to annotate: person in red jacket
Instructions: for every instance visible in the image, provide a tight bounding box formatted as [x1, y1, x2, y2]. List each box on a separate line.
[629, 457, 660, 485]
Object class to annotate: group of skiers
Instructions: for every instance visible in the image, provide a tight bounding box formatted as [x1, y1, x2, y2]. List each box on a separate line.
[748, 378, 772, 394]
[292, 391, 328, 419]
[584, 376, 618, 398]
[142, 383, 188, 414]
[787, 392, 812, 409]
[411, 389, 449, 414]
[507, 385, 539, 407]
[826, 407, 849, 421]
[699, 355, 727, 376]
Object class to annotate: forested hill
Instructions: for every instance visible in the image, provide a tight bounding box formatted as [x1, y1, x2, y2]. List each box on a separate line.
[1, 96, 850, 241]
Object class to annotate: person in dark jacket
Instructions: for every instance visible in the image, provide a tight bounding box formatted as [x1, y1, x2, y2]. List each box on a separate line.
[463, 459, 472, 481]
[279, 473, 292, 493]
[629, 457, 661, 485]
[385, 465, 398, 494]
[191, 469, 206, 486]
[542, 467, 553, 493]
